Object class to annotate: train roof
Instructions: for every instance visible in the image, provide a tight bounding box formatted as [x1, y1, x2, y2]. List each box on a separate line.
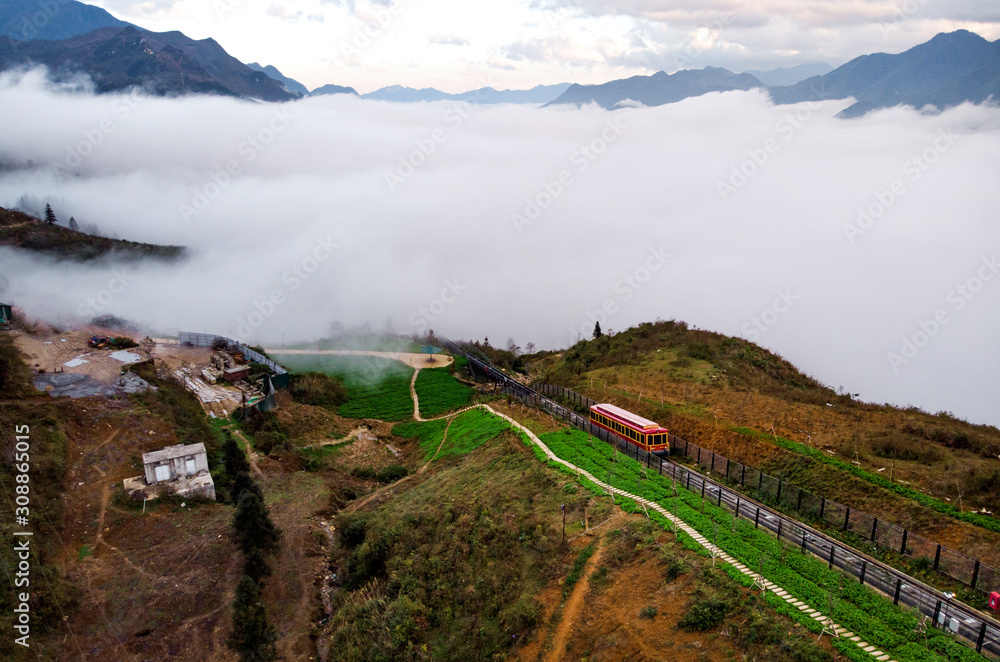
[590, 403, 666, 431]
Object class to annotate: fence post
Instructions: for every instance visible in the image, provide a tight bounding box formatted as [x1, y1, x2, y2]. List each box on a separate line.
[686, 473, 692, 491]
[741, 465, 746, 485]
[893, 578, 902, 605]
[701, 479, 706, 499]
[711, 452, 715, 472]
[933, 544, 942, 571]
[828, 545, 836, 569]
[801, 531, 807, 552]
[932, 600, 942, 626]
[820, 497, 826, 519]
[777, 519, 783, 540]
[736, 498, 741, 518]
[797, 490, 803, 511]
[717, 488, 722, 507]
[755, 508, 761, 529]
[659, 457, 663, 474]
[977, 622, 988, 654]
[698, 446, 702, 464]
[871, 518, 879, 542]
[859, 561, 867, 586]
[759, 472, 763, 491]
[971, 560, 981, 589]
[843, 507, 851, 532]
[647, 452, 651, 468]
[777, 481, 782, 502]
[900, 530, 908, 556]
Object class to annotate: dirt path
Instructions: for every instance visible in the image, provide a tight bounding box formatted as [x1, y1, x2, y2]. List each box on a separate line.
[411, 369, 424, 421]
[545, 540, 605, 662]
[232, 429, 263, 477]
[267, 348, 453, 370]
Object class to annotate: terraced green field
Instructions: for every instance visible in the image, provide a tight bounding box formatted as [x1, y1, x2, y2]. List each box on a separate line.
[274, 354, 415, 421]
[537, 428, 983, 662]
[414, 367, 474, 417]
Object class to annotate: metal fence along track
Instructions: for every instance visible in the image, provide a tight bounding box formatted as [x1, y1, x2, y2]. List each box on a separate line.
[441, 338, 1000, 659]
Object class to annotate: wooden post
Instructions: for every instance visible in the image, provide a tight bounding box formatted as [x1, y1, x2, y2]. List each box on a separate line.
[843, 507, 851, 532]
[819, 497, 826, 519]
[871, 518, 879, 542]
[900, 530, 908, 555]
[828, 544, 836, 569]
[755, 508, 761, 529]
[859, 561, 867, 586]
[933, 544, 942, 571]
[971, 559, 981, 589]
[584, 507, 589, 532]
[893, 578, 902, 605]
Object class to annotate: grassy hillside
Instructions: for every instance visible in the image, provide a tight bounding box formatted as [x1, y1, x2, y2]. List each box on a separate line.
[0, 206, 185, 261]
[534, 320, 1000, 566]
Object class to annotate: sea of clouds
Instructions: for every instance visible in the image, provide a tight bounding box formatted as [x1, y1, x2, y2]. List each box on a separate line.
[0, 67, 998, 426]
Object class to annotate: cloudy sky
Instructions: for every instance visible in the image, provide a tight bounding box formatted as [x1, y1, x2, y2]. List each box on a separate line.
[87, 0, 1000, 93]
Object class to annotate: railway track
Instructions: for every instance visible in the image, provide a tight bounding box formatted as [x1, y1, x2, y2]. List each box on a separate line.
[441, 338, 1000, 659]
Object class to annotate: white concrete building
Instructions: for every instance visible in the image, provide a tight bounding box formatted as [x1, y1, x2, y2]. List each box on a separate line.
[123, 442, 215, 500]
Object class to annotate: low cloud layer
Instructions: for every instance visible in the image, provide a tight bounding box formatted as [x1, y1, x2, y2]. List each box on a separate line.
[0, 67, 998, 427]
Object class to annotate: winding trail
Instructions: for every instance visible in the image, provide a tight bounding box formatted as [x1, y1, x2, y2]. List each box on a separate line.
[485, 404, 898, 662]
[545, 538, 605, 662]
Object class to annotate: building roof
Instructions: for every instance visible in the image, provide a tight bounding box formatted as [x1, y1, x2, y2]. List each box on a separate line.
[143, 443, 207, 464]
[591, 403, 666, 431]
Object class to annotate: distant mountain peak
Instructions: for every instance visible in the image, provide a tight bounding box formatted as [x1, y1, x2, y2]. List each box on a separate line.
[547, 66, 763, 109]
[769, 29, 1000, 117]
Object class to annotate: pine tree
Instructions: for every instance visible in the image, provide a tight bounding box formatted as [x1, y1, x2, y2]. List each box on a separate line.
[228, 575, 277, 662]
[68, 216, 78, 231]
[593, 321, 603, 339]
[233, 491, 281, 555]
[43, 204, 57, 225]
[242, 547, 272, 583]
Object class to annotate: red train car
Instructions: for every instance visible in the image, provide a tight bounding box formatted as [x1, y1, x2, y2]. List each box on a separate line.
[589, 403, 670, 456]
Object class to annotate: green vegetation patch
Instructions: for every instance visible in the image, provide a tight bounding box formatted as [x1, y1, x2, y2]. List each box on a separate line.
[275, 354, 414, 421]
[736, 426, 1000, 534]
[437, 409, 514, 460]
[537, 428, 982, 662]
[393, 419, 450, 460]
[326, 435, 568, 661]
[415, 367, 473, 417]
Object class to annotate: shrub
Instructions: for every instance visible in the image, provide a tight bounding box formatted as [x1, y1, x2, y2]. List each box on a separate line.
[289, 371, 347, 407]
[679, 595, 730, 631]
[377, 465, 408, 483]
[639, 605, 658, 619]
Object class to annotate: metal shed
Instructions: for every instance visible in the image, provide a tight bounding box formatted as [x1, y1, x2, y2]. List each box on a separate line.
[0, 303, 12, 324]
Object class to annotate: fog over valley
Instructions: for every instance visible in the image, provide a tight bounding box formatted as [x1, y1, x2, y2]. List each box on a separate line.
[0, 68, 998, 427]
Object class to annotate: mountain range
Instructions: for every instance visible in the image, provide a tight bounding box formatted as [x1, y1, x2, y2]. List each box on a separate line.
[769, 29, 1000, 117]
[0, 0, 128, 41]
[0, 25, 296, 100]
[546, 67, 764, 109]
[0, 1, 996, 115]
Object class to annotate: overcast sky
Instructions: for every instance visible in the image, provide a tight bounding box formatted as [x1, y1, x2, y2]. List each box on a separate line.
[0, 71, 998, 426]
[86, 0, 1000, 93]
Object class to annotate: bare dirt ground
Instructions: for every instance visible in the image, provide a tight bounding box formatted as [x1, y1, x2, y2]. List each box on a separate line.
[14, 328, 153, 396]
[36, 396, 241, 662]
